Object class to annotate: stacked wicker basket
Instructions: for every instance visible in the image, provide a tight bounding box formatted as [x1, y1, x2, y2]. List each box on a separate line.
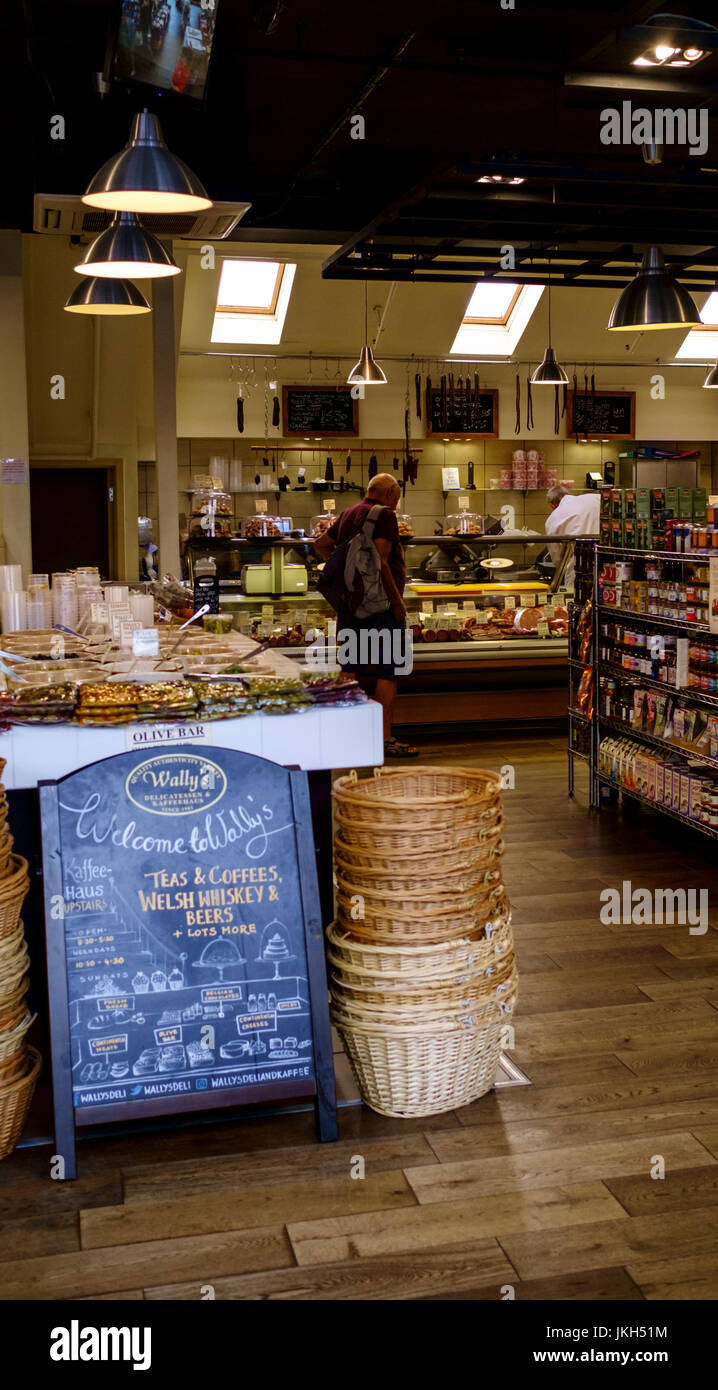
[329, 766, 517, 1118]
[0, 760, 40, 1160]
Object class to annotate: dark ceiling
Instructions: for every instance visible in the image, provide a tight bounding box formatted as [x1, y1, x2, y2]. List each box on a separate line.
[3, 0, 718, 287]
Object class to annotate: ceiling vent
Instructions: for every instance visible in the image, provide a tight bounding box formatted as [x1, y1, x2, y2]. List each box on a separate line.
[33, 195, 251, 240]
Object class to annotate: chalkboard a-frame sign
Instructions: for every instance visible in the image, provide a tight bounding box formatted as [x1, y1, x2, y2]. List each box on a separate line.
[40, 746, 338, 1179]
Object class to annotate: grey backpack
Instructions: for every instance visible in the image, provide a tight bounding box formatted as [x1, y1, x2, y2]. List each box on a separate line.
[317, 504, 389, 617]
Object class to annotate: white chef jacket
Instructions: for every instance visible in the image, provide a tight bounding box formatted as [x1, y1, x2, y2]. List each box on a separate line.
[545, 491, 601, 582]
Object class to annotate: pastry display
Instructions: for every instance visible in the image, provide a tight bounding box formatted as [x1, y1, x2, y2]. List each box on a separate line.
[443, 512, 484, 536]
[242, 515, 282, 539]
[396, 513, 414, 537]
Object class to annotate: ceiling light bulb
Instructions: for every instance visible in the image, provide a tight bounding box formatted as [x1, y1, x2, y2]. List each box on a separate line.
[74, 212, 180, 279]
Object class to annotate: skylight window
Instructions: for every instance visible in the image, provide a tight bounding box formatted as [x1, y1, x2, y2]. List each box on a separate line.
[674, 290, 718, 360]
[211, 259, 296, 344]
[450, 282, 543, 356]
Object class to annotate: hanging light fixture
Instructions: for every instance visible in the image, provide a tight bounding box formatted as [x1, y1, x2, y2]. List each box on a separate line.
[73, 212, 180, 279]
[607, 246, 700, 331]
[347, 282, 387, 385]
[702, 358, 718, 388]
[64, 276, 151, 315]
[531, 254, 568, 385]
[82, 110, 211, 214]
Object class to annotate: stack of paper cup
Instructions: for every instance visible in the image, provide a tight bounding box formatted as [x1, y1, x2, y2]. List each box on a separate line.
[129, 592, 154, 626]
[52, 574, 78, 629]
[0, 566, 22, 594]
[26, 584, 52, 629]
[1, 591, 27, 633]
[77, 585, 102, 621]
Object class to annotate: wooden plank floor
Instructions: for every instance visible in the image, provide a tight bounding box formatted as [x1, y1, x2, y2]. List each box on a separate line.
[2, 732, 718, 1301]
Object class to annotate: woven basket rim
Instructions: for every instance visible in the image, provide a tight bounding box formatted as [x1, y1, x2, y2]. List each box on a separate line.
[326, 915, 510, 957]
[0, 1045, 41, 1097]
[331, 1002, 515, 1037]
[333, 766, 502, 810]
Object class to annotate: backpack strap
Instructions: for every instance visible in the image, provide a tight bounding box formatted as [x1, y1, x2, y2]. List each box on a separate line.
[362, 504, 386, 538]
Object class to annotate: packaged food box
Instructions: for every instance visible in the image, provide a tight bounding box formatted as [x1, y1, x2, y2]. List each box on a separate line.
[679, 772, 691, 817]
[655, 761, 664, 802]
[600, 487, 613, 518]
[611, 488, 625, 518]
[672, 768, 682, 811]
[665, 487, 679, 517]
[650, 488, 665, 515]
[679, 489, 693, 519]
[625, 489, 637, 518]
[646, 759, 657, 801]
[692, 488, 707, 522]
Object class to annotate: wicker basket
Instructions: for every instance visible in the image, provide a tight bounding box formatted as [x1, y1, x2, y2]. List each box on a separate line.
[332, 1011, 508, 1117]
[0, 1010, 36, 1063]
[0, 1046, 41, 1160]
[0, 858, 30, 940]
[334, 825, 504, 881]
[336, 866, 502, 915]
[0, 925, 29, 992]
[334, 853, 502, 898]
[330, 958, 518, 1013]
[336, 882, 505, 944]
[333, 809, 503, 855]
[333, 767, 502, 831]
[326, 912, 514, 980]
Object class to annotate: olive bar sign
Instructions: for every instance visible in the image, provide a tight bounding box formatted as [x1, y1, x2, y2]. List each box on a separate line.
[40, 746, 338, 1178]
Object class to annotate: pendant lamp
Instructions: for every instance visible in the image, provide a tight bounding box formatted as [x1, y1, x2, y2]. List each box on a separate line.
[531, 258, 568, 385]
[703, 359, 718, 388]
[64, 276, 151, 315]
[608, 246, 700, 331]
[83, 110, 211, 214]
[74, 212, 180, 279]
[347, 283, 387, 385]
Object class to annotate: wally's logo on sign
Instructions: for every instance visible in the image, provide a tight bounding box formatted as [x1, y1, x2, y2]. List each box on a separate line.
[125, 753, 227, 817]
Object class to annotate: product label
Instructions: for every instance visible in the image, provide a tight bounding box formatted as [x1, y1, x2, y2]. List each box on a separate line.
[131, 628, 159, 658]
[255, 499, 268, 514]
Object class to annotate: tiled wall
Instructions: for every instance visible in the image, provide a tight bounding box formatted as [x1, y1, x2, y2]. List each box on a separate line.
[139, 438, 716, 566]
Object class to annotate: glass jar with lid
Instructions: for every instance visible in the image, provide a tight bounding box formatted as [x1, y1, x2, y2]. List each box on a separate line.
[311, 513, 335, 539]
[443, 512, 484, 536]
[189, 486, 234, 537]
[242, 514, 283, 539]
[396, 512, 414, 538]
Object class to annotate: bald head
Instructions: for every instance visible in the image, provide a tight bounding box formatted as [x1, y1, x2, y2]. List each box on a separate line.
[366, 473, 401, 508]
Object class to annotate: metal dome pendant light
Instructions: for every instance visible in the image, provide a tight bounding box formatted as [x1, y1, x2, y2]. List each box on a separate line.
[64, 277, 151, 315]
[347, 282, 387, 385]
[73, 212, 180, 279]
[82, 110, 211, 214]
[607, 246, 700, 331]
[531, 254, 568, 385]
[703, 358, 718, 388]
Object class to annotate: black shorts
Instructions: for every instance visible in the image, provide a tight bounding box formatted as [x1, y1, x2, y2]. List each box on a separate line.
[337, 609, 410, 680]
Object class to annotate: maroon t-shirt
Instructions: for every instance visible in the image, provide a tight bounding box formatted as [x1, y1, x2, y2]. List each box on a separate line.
[328, 501, 406, 594]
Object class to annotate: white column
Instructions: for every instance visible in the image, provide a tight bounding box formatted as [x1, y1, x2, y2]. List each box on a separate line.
[0, 230, 32, 574]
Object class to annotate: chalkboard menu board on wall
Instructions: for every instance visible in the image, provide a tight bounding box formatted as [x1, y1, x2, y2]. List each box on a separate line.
[282, 385, 358, 435]
[427, 388, 498, 437]
[567, 390, 635, 439]
[40, 747, 337, 1176]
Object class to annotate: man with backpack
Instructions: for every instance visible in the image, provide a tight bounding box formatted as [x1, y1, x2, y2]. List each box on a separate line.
[314, 473, 418, 759]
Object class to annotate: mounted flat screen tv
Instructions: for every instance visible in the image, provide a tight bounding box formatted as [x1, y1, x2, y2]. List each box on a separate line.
[109, 0, 220, 101]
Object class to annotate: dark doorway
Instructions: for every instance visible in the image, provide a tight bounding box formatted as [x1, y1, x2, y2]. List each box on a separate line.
[30, 467, 112, 578]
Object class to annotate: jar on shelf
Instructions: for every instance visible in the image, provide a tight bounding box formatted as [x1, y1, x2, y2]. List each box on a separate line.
[396, 512, 414, 538]
[311, 513, 335, 539]
[189, 487, 234, 538]
[242, 514, 283, 539]
[443, 512, 484, 536]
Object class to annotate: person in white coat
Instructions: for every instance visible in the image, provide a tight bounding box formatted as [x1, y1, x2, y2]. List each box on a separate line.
[545, 485, 601, 586]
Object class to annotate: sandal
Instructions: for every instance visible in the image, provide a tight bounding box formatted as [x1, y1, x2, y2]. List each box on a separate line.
[384, 738, 419, 759]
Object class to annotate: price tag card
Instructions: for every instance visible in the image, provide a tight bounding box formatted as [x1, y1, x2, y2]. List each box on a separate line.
[132, 628, 160, 658]
[440, 602, 459, 615]
[325, 497, 336, 512]
[255, 498, 268, 514]
[421, 601, 434, 615]
[504, 596, 516, 610]
[90, 601, 109, 625]
[423, 613, 438, 630]
[261, 604, 274, 620]
[119, 619, 141, 651]
[522, 594, 535, 608]
[110, 609, 132, 641]
[537, 620, 549, 637]
[458, 495, 470, 511]
[462, 600, 476, 614]
[441, 466, 460, 491]
[258, 619, 273, 638]
[543, 604, 556, 619]
[476, 610, 489, 625]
